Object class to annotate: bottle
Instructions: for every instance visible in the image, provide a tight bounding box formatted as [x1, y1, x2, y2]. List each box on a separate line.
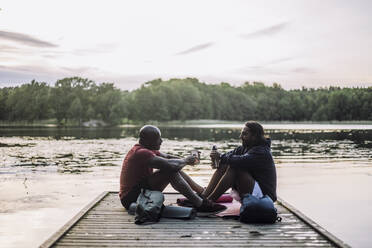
[211, 145, 220, 168]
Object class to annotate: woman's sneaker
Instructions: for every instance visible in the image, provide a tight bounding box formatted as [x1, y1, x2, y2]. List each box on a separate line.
[195, 199, 227, 217]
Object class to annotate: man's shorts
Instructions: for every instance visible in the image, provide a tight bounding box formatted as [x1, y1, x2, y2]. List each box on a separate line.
[120, 180, 150, 210]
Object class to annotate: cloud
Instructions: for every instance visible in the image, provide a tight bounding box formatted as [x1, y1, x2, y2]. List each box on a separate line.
[60, 66, 99, 74]
[239, 22, 289, 39]
[0, 63, 155, 90]
[235, 57, 295, 74]
[291, 67, 316, 74]
[72, 43, 119, 56]
[0, 30, 58, 47]
[0, 64, 53, 73]
[236, 66, 285, 76]
[175, 42, 214, 55]
[266, 57, 295, 65]
[0, 44, 19, 52]
[0, 68, 56, 87]
[0, 44, 63, 61]
[41, 52, 62, 59]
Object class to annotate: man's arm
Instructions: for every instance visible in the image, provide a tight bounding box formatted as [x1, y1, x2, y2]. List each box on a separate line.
[158, 151, 180, 159]
[148, 155, 196, 172]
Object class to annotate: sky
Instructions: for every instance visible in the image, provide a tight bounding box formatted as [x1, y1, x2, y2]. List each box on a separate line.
[1, 0, 371, 90]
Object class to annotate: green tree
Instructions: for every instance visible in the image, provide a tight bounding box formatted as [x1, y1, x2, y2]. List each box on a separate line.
[69, 97, 83, 125]
[5, 80, 51, 122]
[0, 87, 10, 120]
[50, 78, 74, 125]
[1, 77, 371, 123]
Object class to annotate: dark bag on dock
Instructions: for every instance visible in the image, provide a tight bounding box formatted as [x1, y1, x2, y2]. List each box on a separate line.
[161, 205, 196, 219]
[239, 194, 281, 224]
[129, 190, 196, 223]
[134, 189, 164, 224]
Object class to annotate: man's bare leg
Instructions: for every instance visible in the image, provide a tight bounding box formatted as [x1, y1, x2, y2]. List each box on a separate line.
[201, 163, 228, 198]
[170, 172, 203, 206]
[179, 171, 204, 194]
[146, 170, 172, 191]
[147, 170, 203, 207]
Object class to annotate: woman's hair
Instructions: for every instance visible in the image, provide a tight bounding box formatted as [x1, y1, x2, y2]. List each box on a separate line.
[245, 121, 267, 145]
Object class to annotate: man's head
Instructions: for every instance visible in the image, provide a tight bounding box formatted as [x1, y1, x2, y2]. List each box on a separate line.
[240, 121, 266, 148]
[139, 125, 162, 150]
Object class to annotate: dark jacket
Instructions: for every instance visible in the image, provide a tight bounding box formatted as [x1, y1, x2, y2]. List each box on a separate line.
[220, 139, 277, 202]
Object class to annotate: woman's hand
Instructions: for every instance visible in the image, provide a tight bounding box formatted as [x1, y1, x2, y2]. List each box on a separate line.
[210, 150, 221, 169]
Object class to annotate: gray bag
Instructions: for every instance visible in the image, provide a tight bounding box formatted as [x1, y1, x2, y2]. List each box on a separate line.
[134, 189, 164, 224]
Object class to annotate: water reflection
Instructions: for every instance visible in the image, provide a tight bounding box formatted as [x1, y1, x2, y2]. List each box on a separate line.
[0, 126, 371, 174]
[0, 126, 371, 145]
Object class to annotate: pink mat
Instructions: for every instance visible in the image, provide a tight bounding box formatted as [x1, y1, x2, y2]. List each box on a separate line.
[215, 200, 241, 217]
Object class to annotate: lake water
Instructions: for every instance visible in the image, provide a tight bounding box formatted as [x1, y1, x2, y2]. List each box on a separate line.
[0, 124, 371, 247]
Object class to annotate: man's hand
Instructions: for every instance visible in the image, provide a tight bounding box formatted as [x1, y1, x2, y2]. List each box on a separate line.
[184, 155, 199, 166]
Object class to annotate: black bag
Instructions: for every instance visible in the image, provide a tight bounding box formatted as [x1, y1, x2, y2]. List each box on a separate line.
[128, 190, 196, 224]
[239, 194, 281, 224]
[134, 189, 164, 224]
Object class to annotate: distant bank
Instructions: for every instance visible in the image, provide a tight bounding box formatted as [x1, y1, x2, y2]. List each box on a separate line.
[1, 77, 371, 126]
[1, 119, 372, 129]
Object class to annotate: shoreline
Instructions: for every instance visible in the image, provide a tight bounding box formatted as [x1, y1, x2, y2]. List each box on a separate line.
[1, 120, 372, 128]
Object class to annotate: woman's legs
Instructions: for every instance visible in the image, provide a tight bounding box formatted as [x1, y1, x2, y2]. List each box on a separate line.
[206, 166, 236, 201]
[206, 166, 256, 201]
[201, 163, 228, 198]
[235, 171, 255, 197]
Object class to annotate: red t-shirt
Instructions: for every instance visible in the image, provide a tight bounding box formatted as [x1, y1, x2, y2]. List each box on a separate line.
[119, 144, 160, 199]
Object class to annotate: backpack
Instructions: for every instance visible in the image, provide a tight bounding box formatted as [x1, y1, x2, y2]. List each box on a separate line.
[134, 189, 164, 224]
[239, 194, 282, 224]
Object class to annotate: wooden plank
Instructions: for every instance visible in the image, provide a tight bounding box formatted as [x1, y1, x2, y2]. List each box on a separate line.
[39, 191, 109, 248]
[66, 232, 322, 237]
[62, 236, 325, 240]
[54, 245, 334, 248]
[54, 243, 334, 247]
[57, 238, 331, 242]
[40, 191, 350, 248]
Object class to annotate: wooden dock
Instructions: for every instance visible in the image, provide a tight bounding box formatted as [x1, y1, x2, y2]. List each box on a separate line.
[40, 192, 350, 248]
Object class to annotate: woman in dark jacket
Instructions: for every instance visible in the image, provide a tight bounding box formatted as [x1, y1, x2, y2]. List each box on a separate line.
[202, 121, 277, 202]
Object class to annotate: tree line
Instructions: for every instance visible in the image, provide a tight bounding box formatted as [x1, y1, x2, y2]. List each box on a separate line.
[0, 77, 371, 125]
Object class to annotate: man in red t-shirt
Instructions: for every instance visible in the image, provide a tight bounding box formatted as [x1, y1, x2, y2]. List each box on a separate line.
[119, 125, 226, 215]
